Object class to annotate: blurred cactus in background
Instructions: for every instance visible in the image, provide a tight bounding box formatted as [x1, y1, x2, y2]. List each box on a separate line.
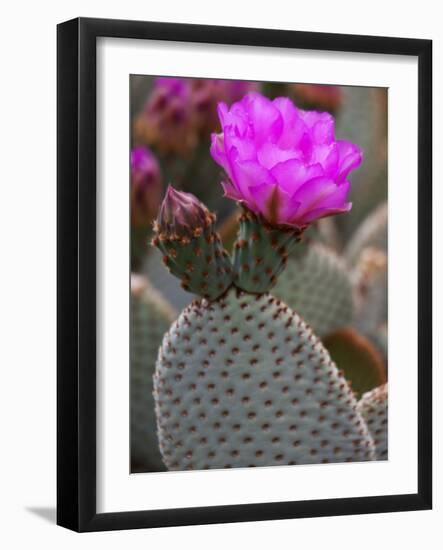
[289, 83, 343, 115]
[130, 146, 162, 269]
[346, 202, 388, 264]
[130, 274, 177, 472]
[134, 77, 199, 156]
[128, 78, 388, 473]
[134, 77, 260, 156]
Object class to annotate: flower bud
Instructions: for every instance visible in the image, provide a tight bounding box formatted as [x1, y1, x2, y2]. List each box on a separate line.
[153, 187, 233, 301]
[155, 186, 214, 240]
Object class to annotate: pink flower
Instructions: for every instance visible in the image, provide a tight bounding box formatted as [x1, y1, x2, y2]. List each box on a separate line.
[210, 92, 363, 228]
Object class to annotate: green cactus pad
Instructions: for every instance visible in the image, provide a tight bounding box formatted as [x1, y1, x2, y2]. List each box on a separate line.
[131, 275, 177, 472]
[323, 328, 386, 399]
[232, 208, 304, 294]
[154, 287, 375, 470]
[153, 214, 233, 301]
[357, 384, 388, 460]
[346, 202, 388, 265]
[272, 243, 354, 337]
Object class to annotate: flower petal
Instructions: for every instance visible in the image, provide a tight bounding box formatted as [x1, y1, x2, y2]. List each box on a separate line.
[270, 158, 323, 195]
[243, 93, 283, 145]
[336, 140, 363, 182]
[257, 143, 300, 170]
[273, 97, 307, 149]
[248, 182, 298, 224]
[210, 132, 232, 178]
[300, 203, 352, 224]
[292, 176, 338, 216]
[230, 159, 275, 201]
[221, 180, 244, 201]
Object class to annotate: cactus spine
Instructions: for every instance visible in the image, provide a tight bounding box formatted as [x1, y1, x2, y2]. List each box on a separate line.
[152, 189, 375, 470]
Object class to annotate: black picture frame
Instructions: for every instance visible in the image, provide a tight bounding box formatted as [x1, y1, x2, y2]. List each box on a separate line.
[57, 17, 432, 532]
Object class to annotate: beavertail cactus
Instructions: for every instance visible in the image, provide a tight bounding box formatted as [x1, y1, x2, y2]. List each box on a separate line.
[130, 274, 176, 471]
[152, 93, 375, 470]
[357, 384, 388, 460]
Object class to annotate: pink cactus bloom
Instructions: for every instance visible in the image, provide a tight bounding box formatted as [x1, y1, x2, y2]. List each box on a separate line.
[210, 92, 363, 228]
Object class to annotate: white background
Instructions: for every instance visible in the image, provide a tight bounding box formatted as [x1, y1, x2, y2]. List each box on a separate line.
[0, 0, 441, 548]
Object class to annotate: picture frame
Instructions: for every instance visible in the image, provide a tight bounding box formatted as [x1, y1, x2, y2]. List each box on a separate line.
[57, 17, 432, 532]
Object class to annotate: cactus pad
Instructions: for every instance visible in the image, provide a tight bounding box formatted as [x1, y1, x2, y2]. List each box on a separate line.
[357, 384, 388, 460]
[152, 188, 233, 301]
[154, 287, 375, 470]
[232, 208, 304, 294]
[131, 275, 177, 471]
[273, 243, 354, 337]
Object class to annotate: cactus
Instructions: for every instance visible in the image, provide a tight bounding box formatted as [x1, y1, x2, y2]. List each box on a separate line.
[130, 274, 177, 472]
[357, 384, 388, 460]
[345, 202, 388, 265]
[152, 189, 375, 470]
[273, 242, 354, 337]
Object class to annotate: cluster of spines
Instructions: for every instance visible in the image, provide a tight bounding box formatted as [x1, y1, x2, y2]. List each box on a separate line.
[232, 208, 304, 294]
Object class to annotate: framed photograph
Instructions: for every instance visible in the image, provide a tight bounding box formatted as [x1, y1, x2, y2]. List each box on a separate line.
[57, 17, 432, 532]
